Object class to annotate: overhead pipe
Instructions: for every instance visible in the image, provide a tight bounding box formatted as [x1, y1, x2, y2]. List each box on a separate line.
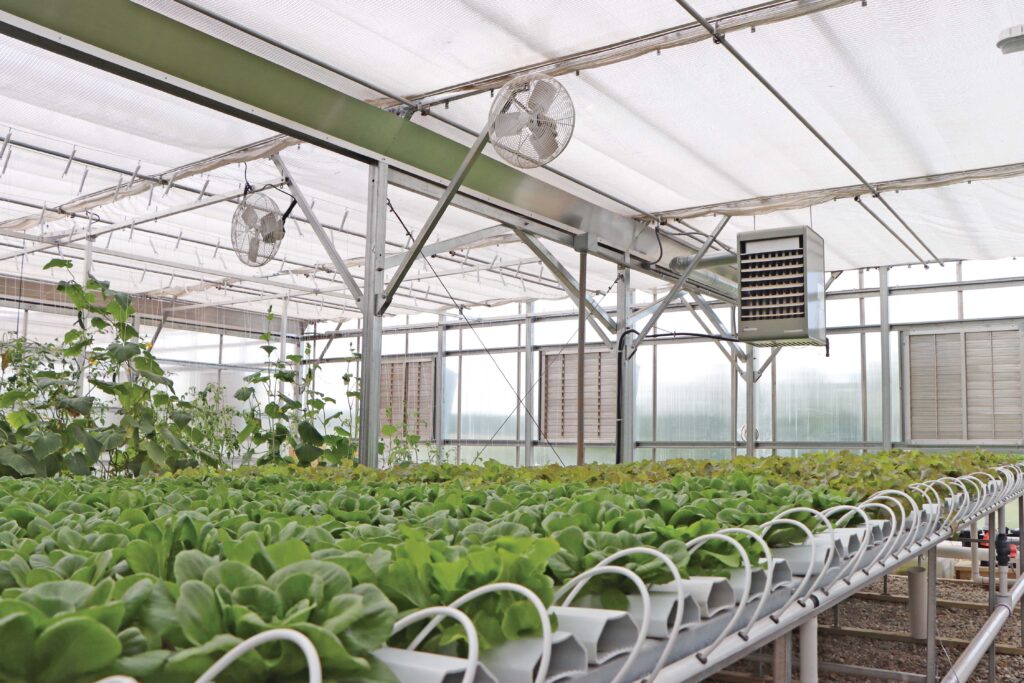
[668, 251, 737, 273]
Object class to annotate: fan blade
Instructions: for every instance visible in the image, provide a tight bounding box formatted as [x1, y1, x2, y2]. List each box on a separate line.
[530, 124, 559, 161]
[492, 111, 529, 138]
[527, 80, 557, 113]
[240, 205, 259, 228]
[259, 212, 285, 242]
[248, 237, 260, 263]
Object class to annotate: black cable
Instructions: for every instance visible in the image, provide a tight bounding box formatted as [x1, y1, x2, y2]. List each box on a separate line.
[385, 199, 566, 465]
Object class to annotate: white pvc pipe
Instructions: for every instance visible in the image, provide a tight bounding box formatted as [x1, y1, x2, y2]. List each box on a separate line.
[406, 582, 552, 683]
[554, 565, 650, 683]
[799, 617, 817, 683]
[684, 533, 752, 663]
[195, 629, 322, 683]
[561, 547, 683, 682]
[391, 607, 480, 683]
[907, 566, 927, 639]
[714, 526, 775, 636]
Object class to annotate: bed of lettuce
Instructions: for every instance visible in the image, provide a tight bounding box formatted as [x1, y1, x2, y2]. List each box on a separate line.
[0, 450, 1014, 683]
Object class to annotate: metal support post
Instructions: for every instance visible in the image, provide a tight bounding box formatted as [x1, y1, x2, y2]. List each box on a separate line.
[880, 266, 893, 450]
[576, 249, 587, 466]
[1019, 495, 1024, 648]
[271, 154, 363, 304]
[523, 303, 535, 467]
[908, 566, 927, 639]
[988, 510, 997, 683]
[358, 161, 388, 467]
[615, 266, 635, 463]
[78, 237, 94, 397]
[972, 520, 982, 582]
[434, 313, 446, 458]
[730, 344, 739, 458]
[279, 296, 289, 361]
[773, 631, 792, 683]
[799, 618, 818, 683]
[927, 547, 938, 683]
[745, 344, 756, 456]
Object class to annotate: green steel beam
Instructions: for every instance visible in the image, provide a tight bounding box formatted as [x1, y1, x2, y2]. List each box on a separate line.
[0, 0, 666, 265]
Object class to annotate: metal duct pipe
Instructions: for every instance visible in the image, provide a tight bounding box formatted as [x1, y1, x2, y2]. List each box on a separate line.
[669, 251, 737, 272]
[667, 258, 740, 301]
[907, 567, 927, 639]
[941, 567, 1024, 683]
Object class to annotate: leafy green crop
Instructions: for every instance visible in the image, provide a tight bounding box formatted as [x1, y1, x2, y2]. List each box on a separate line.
[0, 450, 1014, 681]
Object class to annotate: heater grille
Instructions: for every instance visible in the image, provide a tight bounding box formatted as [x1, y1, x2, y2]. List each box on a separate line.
[739, 246, 806, 322]
[736, 227, 826, 346]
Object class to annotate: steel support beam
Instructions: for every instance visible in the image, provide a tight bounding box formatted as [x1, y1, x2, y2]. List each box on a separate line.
[744, 344, 756, 456]
[515, 230, 618, 333]
[381, 225, 514, 269]
[616, 266, 635, 464]
[523, 303, 536, 467]
[576, 249, 587, 466]
[695, 294, 747, 362]
[880, 266, 893, 449]
[671, 0, 940, 266]
[632, 216, 729, 350]
[0, 0, 712, 288]
[271, 154, 363, 304]
[358, 161, 388, 468]
[379, 124, 493, 315]
[0, 185, 278, 263]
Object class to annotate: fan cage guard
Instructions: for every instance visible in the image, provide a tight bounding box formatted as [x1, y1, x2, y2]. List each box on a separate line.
[489, 75, 575, 169]
[231, 192, 284, 267]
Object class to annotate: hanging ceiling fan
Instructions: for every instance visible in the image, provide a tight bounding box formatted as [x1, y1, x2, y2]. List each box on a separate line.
[230, 190, 296, 267]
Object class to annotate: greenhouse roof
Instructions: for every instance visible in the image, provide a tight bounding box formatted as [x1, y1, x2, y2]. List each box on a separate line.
[0, 0, 1022, 325]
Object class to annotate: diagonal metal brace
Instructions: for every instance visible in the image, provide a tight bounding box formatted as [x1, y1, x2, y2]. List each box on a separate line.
[514, 229, 617, 333]
[631, 215, 730, 351]
[272, 155, 364, 303]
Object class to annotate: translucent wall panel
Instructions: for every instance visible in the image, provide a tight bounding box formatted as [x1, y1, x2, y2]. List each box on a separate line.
[152, 329, 221, 362]
[655, 343, 733, 442]
[889, 292, 958, 324]
[407, 330, 438, 353]
[826, 298, 861, 327]
[532, 445, 615, 466]
[634, 345, 654, 442]
[963, 286, 1024, 319]
[866, 332, 902, 442]
[656, 448, 731, 462]
[463, 445, 518, 466]
[775, 335, 861, 442]
[961, 258, 1024, 281]
[443, 356, 460, 439]
[460, 323, 519, 351]
[221, 336, 272, 364]
[458, 352, 519, 440]
[315, 360, 360, 427]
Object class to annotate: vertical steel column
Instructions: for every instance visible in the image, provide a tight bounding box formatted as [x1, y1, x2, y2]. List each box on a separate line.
[523, 303, 535, 467]
[78, 237, 94, 397]
[988, 510, 997, 683]
[279, 296, 289, 361]
[616, 265, 635, 464]
[799, 619, 818, 683]
[880, 266, 893, 450]
[859, 270, 868, 451]
[745, 344, 756, 456]
[730, 342, 739, 458]
[956, 261, 964, 320]
[358, 161, 388, 468]
[434, 313, 446, 459]
[927, 546, 938, 683]
[773, 632, 792, 683]
[1019, 495, 1024, 648]
[576, 250, 587, 466]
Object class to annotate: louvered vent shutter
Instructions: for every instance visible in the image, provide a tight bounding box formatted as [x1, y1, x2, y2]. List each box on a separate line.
[378, 358, 435, 440]
[542, 350, 616, 442]
[908, 333, 963, 440]
[966, 331, 1022, 440]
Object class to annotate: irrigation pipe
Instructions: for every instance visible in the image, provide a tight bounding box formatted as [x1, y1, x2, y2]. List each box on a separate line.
[391, 607, 481, 683]
[195, 628, 322, 683]
[683, 533, 752, 663]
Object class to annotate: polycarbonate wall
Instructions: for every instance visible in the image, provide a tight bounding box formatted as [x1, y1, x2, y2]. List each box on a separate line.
[304, 257, 1024, 464]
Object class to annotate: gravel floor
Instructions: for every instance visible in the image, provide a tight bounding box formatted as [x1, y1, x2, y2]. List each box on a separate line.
[711, 575, 1024, 682]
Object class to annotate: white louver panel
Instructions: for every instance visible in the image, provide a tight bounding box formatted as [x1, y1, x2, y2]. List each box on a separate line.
[542, 350, 616, 442]
[907, 329, 1023, 443]
[966, 331, 1022, 441]
[379, 358, 435, 440]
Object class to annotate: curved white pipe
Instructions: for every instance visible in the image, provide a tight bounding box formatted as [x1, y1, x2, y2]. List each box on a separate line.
[771, 507, 837, 598]
[759, 518, 818, 613]
[195, 629, 322, 683]
[391, 607, 480, 683]
[561, 547, 683, 682]
[714, 526, 774, 637]
[405, 583, 552, 683]
[555, 565, 650, 683]
[821, 504, 872, 583]
[684, 533, 752, 663]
